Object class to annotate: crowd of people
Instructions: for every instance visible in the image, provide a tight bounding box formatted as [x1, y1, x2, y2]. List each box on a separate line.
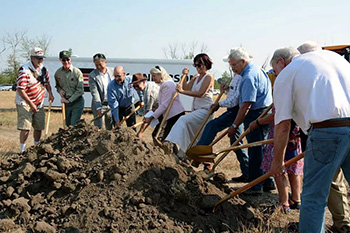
[14, 41, 350, 233]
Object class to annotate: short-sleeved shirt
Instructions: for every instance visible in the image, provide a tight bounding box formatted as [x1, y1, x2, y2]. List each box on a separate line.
[15, 61, 49, 108]
[239, 62, 272, 110]
[274, 50, 350, 134]
[219, 74, 241, 108]
[55, 65, 84, 103]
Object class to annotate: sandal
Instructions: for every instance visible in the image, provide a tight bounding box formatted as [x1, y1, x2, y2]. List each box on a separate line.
[281, 204, 291, 214]
[289, 199, 301, 210]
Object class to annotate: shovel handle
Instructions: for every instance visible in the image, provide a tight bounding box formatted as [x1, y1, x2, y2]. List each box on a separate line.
[154, 73, 187, 139]
[90, 108, 111, 124]
[209, 103, 273, 176]
[45, 100, 52, 136]
[62, 102, 66, 129]
[210, 129, 228, 146]
[187, 91, 225, 150]
[120, 105, 141, 125]
[213, 152, 305, 212]
[217, 138, 274, 155]
[132, 121, 144, 129]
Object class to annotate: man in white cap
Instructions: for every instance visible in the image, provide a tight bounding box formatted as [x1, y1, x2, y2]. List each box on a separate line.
[15, 47, 54, 152]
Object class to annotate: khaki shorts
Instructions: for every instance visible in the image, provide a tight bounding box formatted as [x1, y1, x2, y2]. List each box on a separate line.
[17, 104, 45, 130]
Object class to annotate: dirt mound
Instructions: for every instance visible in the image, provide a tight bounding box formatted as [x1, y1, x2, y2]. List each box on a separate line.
[0, 120, 266, 232]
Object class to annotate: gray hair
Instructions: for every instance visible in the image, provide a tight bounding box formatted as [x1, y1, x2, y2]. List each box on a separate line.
[297, 41, 321, 54]
[149, 65, 172, 82]
[270, 47, 300, 66]
[228, 47, 251, 62]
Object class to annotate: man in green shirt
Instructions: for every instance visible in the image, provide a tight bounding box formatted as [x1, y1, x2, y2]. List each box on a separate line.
[55, 50, 84, 126]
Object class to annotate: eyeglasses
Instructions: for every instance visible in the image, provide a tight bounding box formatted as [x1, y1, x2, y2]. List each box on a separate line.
[229, 60, 242, 67]
[193, 63, 202, 68]
[62, 58, 71, 62]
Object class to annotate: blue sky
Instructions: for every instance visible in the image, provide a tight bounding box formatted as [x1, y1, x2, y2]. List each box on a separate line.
[1, 0, 349, 77]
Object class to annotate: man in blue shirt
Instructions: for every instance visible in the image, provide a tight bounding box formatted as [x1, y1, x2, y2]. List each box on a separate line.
[107, 65, 139, 128]
[227, 47, 273, 193]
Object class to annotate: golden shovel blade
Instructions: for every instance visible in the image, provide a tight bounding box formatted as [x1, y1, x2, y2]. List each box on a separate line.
[186, 145, 216, 163]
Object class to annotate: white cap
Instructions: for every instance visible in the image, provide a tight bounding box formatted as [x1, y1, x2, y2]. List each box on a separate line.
[30, 47, 45, 58]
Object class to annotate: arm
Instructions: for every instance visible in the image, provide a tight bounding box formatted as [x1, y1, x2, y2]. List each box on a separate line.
[152, 83, 174, 119]
[178, 74, 214, 98]
[270, 120, 291, 176]
[89, 71, 102, 111]
[249, 112, 274, 131]
[17, 89, 38, 113]
[68, 69, 84, 103]
[107, 83, 120, 123]
[44, 71, 54, 102]
[54, 70, 64, 96]
[227, 102, 252, 137]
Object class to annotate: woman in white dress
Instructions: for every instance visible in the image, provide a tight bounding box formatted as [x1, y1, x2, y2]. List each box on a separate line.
[165, 53, 214, 157]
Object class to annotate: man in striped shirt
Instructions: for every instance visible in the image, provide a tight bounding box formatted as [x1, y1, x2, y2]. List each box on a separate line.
[15, 47, 54, 152]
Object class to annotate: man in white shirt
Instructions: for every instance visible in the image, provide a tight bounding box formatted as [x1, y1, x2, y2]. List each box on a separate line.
[89, 53, 114, 130]
[270, 47, 350, 233]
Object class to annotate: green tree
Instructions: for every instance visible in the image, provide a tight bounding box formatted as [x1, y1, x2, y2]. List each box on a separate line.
[217, 71, 231, 85]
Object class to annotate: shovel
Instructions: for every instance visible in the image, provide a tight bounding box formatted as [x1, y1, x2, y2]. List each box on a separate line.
[187, 91, 224, 150]
[187, 139, 274, 162]
[44, 100, 52, 137]
[132, 121, 143, 129]
[212, 152, 305, 212]
[153, 73, 187, 146]
[90, 108, 111, 124]
[120, 105, 141, 125]
[62, 102, 66, 129]
[206, 103, 273, 179]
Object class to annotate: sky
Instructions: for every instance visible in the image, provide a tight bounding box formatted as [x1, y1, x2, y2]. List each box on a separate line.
[1, 0, 350, 78]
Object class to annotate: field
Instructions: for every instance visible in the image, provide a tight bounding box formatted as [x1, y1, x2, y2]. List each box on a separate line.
[0, 91, 347, 232]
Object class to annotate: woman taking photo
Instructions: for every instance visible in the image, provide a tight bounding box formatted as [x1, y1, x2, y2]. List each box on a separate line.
[165, 53, 214, 158]
[142, 66, 185, 141]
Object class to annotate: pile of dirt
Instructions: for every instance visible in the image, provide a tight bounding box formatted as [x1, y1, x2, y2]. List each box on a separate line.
[0, 120, 272, 232]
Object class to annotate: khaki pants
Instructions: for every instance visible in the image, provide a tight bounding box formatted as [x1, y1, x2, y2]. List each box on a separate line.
[328, 168, 350, 231]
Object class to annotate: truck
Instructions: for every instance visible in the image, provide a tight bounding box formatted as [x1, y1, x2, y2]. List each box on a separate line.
[43, 57, 198, 111]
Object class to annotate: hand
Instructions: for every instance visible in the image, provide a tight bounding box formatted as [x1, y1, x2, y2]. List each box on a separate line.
[97, 110, 102, 117]
[270, 159, 285, 177]
[115, 121, 122, 128]
[136, 131, 143, 139]
[249, 120, 258, 132]
[140, 101, 144, 108]
[176, 84, 184, 93]
[143, 117, 152, 124]
[227, 126, 237, 138]
[30, 103, 38, 113]
[59, 90, 65, 98]
[220, 84, 228, 92]
[209, 103, 220, 113]
[49, 93, 55, 102]
[61, 98, 70, 104]
[182, 67, 189, 75]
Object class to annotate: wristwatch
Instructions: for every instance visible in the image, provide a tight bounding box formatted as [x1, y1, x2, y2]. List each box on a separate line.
[232, 123, 238, 129]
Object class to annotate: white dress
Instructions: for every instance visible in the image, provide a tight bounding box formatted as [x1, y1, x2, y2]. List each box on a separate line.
[165, 74, 214, 154]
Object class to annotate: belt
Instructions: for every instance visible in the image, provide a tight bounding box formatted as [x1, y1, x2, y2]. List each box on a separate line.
[312, 119, 350, 129]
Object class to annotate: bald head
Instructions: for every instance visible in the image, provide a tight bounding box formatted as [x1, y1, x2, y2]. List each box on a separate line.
[114, 65, 126, 84]
[297, 41, 322, 54]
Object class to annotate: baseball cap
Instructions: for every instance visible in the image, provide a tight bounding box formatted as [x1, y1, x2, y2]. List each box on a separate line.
[93, 53, 106, 61]
[59, 50, 72, 59]
[132, 73, 147, 85]
[30, 47, 45, 58]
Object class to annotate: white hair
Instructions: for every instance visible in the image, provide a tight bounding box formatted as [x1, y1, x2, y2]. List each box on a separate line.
[228, 47, 251, 62]
[149, 65, 172, 82]
[270, 47, 300, 66]
[297, 41, 322, 54]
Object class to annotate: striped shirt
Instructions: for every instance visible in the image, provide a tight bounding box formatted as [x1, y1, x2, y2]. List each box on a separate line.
[15, 61, 48, 108]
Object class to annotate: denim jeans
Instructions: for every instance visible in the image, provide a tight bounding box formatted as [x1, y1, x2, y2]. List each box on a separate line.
[300, 121, 350, 233]
[243, 108, 271, 190]
[197, 106, 249, 179]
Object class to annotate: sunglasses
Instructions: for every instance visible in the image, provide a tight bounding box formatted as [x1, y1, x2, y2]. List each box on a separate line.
[62, 58, 71, 62]
[193, 63, 202, 68]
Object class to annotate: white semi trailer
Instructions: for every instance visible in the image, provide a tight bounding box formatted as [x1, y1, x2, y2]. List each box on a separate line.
[43, 56, 197, 111]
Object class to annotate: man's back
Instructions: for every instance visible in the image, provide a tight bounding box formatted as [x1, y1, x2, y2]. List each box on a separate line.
[274, 50, 350, 133]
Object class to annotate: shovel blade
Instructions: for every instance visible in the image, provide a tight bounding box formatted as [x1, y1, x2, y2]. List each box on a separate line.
[186, 145, 216, 162]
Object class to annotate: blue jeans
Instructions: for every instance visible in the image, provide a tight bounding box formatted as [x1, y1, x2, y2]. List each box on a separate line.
[300, 121, 350, 233]
[197, 106, 249, 179]
[243, 108, 271, 190]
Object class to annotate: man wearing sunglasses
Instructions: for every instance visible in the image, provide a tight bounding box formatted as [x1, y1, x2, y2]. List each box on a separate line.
[88, 53, 114, 130]
[55, 50, 84, 126]
[15, 47, 54, 152]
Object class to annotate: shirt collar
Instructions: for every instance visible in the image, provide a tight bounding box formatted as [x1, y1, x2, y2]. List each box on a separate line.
[240, 62, 252, 77]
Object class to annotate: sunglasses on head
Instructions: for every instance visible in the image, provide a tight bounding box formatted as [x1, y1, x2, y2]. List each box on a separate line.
[193, 63, 202, 68]
[155, 66, 161, 71]
[93, 53, 106, 60]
